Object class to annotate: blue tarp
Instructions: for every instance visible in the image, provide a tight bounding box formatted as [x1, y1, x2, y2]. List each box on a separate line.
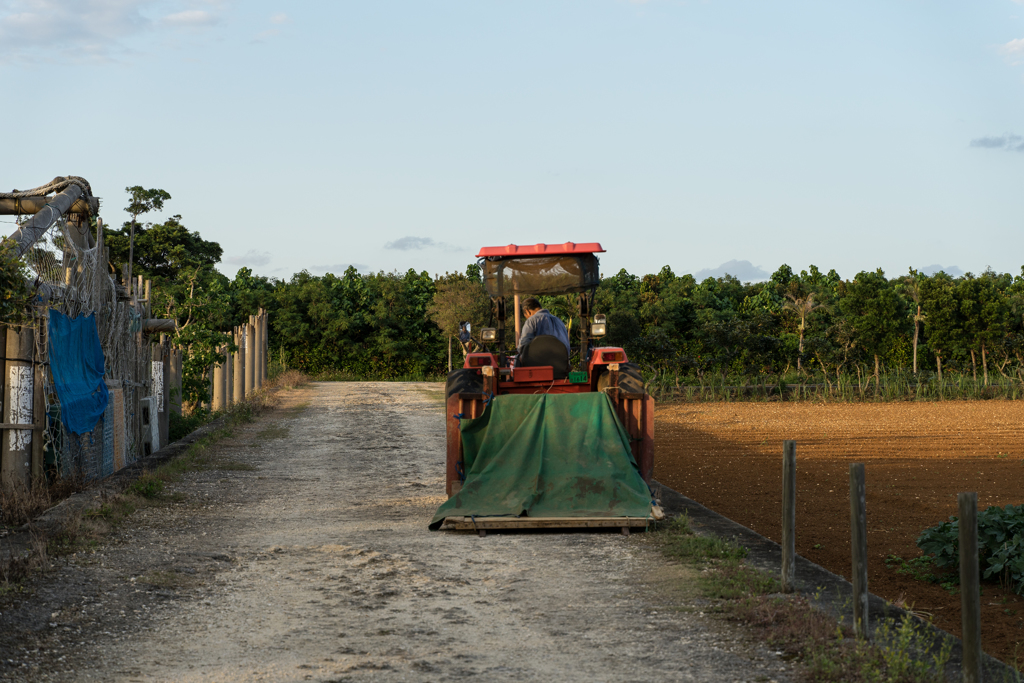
[48, 309, 109, 435]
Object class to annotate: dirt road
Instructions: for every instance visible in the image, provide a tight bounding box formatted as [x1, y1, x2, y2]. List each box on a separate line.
[1, 382, 793, 682]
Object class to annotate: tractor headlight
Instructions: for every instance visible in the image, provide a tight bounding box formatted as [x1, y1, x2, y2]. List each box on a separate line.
[480, 328, 497, 342]
[590, 323, 607, 337]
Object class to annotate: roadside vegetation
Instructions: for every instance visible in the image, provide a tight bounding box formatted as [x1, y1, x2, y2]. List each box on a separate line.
[655, 514, 954, 682]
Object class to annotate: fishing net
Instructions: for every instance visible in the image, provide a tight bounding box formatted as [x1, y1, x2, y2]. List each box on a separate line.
[19, 213, 149, 481]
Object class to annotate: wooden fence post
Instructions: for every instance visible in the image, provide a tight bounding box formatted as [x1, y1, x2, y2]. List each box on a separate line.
[849, 462, 868, 639]
[782, 440, 796, 592]
[958, 492, 981, 683]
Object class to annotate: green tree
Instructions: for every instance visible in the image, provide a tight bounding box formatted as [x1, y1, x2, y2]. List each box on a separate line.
[839, 269, 906, 388]
[120, 187, 171, 289]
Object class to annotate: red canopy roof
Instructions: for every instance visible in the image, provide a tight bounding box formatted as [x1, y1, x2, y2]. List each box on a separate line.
[476, 242, 605, 258]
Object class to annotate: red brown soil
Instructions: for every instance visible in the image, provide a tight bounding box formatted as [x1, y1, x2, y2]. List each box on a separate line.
[655, 400, 1024, 665]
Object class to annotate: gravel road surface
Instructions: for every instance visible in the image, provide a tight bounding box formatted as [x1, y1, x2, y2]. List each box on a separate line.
[1, 382, 795, 682]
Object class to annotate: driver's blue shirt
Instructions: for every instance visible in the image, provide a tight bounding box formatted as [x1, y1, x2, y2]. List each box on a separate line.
[518, 309, 570, 355]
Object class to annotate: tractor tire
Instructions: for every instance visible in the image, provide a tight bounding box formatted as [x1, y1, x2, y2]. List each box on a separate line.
[596, 362, 646, 395]
[445, 368, 484, 399]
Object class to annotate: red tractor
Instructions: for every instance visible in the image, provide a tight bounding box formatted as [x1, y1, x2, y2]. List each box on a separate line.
[443, 242, 654, 510]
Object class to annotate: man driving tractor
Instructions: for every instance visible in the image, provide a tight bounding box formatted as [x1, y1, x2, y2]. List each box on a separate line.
[517, 297, 570, 357]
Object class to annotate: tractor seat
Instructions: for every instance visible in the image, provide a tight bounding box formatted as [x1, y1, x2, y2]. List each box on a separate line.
[518, 335, 570, 380]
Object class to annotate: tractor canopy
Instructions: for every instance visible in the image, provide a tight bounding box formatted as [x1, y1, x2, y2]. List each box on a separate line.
[477, 242, 603, 298]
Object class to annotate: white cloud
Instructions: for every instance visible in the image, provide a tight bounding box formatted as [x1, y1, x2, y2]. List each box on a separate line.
[225, 250, 272, 267]
[1000, 37, 1024, 65]
[0, 0, 149, 62]
[693, 260, 770, 282]
[161, 9, 218, 27]
[969, 133, 1024, 152]
[383, 236, 457, 251]
[920, 264, 964, 277]
[269, 12, 287, 24]
[0, 0, 227, 63]
[309, 263, 366, 276]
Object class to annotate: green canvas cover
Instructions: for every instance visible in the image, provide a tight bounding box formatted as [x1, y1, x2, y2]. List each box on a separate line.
[429, 393, 652, 529]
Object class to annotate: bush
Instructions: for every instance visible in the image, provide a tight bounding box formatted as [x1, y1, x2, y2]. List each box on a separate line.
[169, 410, 211, 443]
[916, 503, 1024, 594]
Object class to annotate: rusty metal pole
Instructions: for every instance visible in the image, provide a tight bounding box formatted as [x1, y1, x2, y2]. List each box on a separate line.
[514, 294, 521, 348]
[245, 317, 255, 396]
[782, 440, 797, 592]
[1, 326, 35, 491]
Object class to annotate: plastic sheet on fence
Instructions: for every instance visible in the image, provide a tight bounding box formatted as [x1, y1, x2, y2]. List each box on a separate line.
[429, 393, 652, 529]
[48, 309, 109, 435]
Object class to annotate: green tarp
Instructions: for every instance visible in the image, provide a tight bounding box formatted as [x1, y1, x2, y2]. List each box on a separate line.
[429, 393, 652, 529]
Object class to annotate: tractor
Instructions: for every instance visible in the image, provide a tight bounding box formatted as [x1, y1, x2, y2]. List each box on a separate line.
[432, 242, 657, 533]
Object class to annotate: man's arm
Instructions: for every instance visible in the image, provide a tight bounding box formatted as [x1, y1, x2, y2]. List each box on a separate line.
[517, 314, 539, 352]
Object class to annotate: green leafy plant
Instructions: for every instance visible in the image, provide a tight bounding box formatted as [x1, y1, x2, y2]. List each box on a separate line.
[914, 503, 1024, 595]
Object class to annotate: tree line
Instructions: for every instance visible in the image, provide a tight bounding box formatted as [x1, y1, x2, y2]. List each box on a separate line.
[88, 188, 1024, 407]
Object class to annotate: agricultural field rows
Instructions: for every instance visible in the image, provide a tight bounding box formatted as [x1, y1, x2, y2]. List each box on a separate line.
[654, 400, 1024, 664]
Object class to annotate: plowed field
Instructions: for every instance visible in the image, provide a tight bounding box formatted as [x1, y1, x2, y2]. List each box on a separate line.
[655, 400, 1024, 664]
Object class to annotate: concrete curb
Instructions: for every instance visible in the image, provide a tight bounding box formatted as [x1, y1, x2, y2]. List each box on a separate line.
[654, 480, 1019, 682]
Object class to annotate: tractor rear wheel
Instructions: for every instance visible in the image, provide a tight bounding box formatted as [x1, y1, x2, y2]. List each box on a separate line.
[445, 368, 484, 399]
[596, 362, 645, 394]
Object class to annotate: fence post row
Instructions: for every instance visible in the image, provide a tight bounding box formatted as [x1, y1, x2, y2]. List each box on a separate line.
[781, 440, 796, 593]
[958, 492, 982, 683]
[849, 462, 869, 640]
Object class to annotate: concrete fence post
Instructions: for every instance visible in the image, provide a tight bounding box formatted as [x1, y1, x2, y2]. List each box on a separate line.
[245, 318, 255, 396]
[1, 325, 34, 491]
[213, 345, 226, 411]
[782, 440, 796, 592]
[254, 312, 263, 391]
[958, 492, 982, 683]
[261, 310, 269, 383]
[233, 327, 245, 405]
[849, 462, 868, 639]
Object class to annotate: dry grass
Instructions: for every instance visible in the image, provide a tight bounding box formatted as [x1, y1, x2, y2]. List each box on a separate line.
[1, 476, 88, 528]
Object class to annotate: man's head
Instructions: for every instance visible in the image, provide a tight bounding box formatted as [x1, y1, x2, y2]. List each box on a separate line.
[522, 298, 542, 319]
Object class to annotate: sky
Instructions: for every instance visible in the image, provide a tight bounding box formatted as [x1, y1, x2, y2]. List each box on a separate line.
[1, 0, 1022, 283]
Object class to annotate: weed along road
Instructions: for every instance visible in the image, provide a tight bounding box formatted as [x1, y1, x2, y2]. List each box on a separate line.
[2, 382, 794, 683]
